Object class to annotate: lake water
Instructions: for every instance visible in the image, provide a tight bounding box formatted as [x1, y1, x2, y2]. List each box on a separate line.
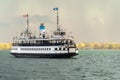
[0, 50, 120, 80]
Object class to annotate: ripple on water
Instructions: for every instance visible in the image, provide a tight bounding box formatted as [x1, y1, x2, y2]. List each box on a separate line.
[1, 50, 120, 80]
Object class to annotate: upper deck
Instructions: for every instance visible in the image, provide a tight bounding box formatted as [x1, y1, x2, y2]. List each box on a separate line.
[12, 11, 76, 47]
[13, 37, 76, 47]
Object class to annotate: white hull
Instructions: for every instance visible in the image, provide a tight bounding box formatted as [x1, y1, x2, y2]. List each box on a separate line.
[10, 46, 78, 58]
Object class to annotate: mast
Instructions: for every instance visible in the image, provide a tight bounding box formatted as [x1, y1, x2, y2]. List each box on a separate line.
[57, 9, 59, 30]
[53, 7, 66, 37]
[26, 14, 29, 32]
[56, 0, 59, 31]
[53, 7, 60, 31]
[23, 14, 30, 37]
[23, 14, 29, 32]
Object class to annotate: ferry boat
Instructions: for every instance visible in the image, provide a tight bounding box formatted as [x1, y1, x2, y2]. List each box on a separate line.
[10, 8, 78, 58]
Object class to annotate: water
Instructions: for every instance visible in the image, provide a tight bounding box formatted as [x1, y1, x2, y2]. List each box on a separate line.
[0, 50, 120, 80]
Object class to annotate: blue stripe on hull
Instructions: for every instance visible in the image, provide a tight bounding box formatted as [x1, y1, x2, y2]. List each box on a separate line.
[10, 53, 78, 58]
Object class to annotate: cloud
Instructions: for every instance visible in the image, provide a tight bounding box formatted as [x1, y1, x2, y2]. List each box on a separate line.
[0, 21, 9, 27]
[30, 15, 52, 23]
[0, 14, 52, 28]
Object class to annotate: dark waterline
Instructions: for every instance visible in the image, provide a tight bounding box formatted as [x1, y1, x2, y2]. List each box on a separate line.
[0, 50, 120, 80]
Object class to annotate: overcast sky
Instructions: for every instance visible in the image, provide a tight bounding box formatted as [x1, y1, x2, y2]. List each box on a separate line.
[0, 0, 120, 43]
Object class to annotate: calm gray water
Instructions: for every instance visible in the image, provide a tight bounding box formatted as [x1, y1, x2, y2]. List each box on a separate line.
[0, 50, 120, 80]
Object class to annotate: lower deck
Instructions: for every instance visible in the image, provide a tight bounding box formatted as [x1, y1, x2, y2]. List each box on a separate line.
[10, 46, 78, 54]
[10, 45, 78, 58]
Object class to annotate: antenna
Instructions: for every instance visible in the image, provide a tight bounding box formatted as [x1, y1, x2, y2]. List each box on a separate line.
[57, 8, 59, 30]
[53, 7, 60, 30]
[23, 14, 29, 32]
[27, 14, 29, 32]
[23, 14, 31, 37]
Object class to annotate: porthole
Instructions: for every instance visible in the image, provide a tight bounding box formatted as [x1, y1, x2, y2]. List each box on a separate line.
[63, 48, 66, 50]
[55, 48, 57, 50]
[59, 48, 61, 50]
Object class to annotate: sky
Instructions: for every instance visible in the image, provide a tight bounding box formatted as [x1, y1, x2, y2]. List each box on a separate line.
[0, 0, 120, 43]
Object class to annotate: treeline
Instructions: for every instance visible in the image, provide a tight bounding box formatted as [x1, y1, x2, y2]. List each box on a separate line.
[1, 42, 120, 50]
[0, 43, 12, 50]
[76, 42, 120, 49]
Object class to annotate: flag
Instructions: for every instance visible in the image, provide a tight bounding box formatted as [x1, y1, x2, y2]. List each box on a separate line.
[53, 7, 58, 11]
[23, 14, 28, 17]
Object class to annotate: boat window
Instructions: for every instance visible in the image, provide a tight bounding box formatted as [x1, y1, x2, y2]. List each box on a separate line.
[55, 48, 57, 50]
[45, 48, 46, 50]
[46, 48, 49, 50]
[59, 48, 61, 50]
[63, 48, 66, 50]
[13, 48, 18, 50]
[60, 32, 65, 35]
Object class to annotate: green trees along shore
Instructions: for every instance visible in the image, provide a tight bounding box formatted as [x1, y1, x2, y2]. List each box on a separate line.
[0, 43, 12, 50]
[1, 42, 120, 50]
[77, 42, 120, 49]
